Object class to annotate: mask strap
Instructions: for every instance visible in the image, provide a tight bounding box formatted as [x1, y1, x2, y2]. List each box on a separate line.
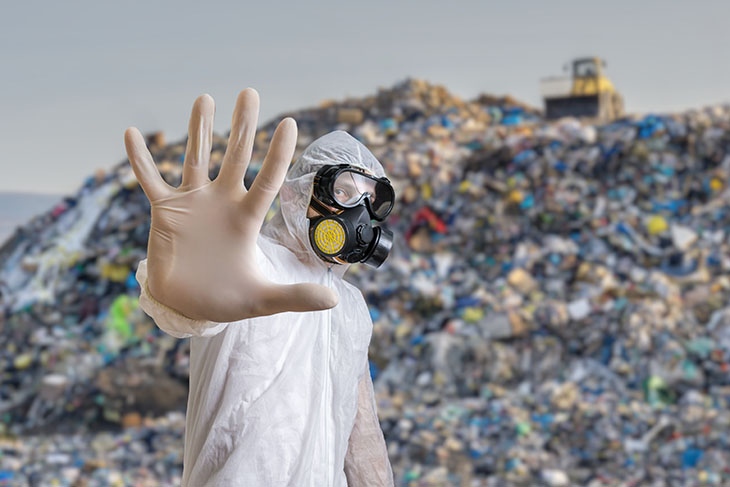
[309, 196, 340, 217]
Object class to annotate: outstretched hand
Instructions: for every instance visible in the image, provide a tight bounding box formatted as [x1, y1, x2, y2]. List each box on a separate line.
[124, 88, 338, 323]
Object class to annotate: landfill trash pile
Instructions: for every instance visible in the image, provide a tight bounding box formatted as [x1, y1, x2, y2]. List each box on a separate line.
[1, 77, 730, 486]
[0, 411, 186, 487]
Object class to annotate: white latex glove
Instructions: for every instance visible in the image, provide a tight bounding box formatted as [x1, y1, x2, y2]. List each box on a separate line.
[124, 88, 339, 323]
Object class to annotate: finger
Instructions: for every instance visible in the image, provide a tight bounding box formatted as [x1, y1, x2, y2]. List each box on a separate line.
[181, 93, 215, 190]
[253, 283, 339, 317]
[216, 88, 259, 193]
[124, 127, 173, 202]
[244, 117, 297, 222]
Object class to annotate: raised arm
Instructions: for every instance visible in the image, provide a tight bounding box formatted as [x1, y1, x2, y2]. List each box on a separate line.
[124, 89, 339, 336]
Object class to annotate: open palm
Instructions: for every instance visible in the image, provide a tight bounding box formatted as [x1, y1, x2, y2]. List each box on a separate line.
[124, 88, 338, 323]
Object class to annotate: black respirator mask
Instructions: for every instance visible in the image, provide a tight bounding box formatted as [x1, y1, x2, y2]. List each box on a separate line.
[308, 164, 395, 268]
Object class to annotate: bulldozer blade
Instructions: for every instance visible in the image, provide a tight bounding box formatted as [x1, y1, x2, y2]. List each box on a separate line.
[545, 95, 600, 120]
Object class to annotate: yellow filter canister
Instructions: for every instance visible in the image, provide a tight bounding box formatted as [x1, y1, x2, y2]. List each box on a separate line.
[314, 218, 346, 256]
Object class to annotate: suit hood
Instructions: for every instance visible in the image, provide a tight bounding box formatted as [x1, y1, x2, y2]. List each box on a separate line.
[261, 130, 387, 278]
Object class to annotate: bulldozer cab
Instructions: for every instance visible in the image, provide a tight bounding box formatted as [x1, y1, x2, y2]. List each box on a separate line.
[571, 57, 615, 98]
[573, 58, 602, 78]
[541, 57, 624, 122]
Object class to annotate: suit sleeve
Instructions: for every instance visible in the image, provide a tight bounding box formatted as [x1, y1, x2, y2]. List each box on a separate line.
[343, 356, 395, 487]
[134, 258, 230, 339]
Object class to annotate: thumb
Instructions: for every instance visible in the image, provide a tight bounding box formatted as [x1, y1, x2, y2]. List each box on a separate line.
[255, 282, 339, 316]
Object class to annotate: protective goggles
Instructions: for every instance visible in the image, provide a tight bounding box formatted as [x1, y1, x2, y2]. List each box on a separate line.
[312, 164, 395, 221]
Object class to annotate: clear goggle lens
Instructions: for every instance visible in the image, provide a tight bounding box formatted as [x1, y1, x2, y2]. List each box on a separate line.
[331, 170, 393, 219]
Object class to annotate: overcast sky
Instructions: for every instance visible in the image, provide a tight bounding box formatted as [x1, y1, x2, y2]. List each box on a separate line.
[1, 0, 728, 195]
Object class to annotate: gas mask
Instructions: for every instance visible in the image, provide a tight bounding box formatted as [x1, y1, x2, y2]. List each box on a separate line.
[308, 164, 395, 268]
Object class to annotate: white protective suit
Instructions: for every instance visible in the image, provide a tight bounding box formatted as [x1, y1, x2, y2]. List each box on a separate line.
[135, 130, 395, 487]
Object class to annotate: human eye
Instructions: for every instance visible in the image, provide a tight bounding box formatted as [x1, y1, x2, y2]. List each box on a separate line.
[334, 186, 350, 202]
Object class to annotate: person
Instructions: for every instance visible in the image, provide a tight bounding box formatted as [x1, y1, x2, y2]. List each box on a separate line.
[124, 88, 396, 487]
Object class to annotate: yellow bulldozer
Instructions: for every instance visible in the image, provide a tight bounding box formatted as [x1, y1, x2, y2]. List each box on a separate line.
[540, 57, 624, 122]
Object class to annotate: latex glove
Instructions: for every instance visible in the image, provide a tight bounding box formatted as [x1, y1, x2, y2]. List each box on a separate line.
[124, 88, 339, 323]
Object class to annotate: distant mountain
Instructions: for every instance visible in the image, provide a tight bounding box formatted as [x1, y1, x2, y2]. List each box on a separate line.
[0, 191, 63, 244]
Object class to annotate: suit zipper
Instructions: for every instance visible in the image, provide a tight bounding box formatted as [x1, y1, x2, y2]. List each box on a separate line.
[324, 265, 333, 487]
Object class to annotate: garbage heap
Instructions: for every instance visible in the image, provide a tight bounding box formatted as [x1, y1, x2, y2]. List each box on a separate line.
[1, 77, 730, 486]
